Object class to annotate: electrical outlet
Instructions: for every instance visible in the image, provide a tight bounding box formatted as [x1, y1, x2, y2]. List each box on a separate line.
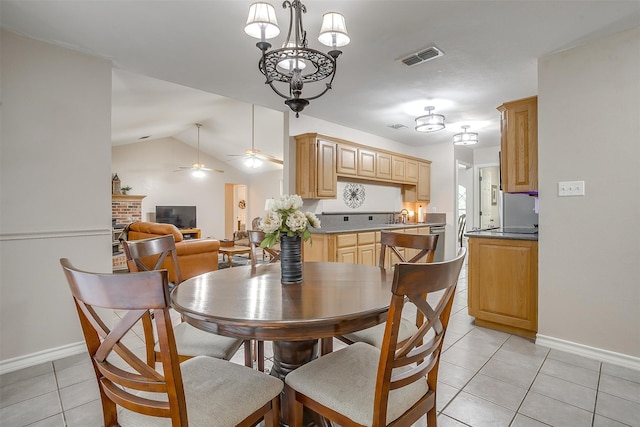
[558, 181, 585, 197]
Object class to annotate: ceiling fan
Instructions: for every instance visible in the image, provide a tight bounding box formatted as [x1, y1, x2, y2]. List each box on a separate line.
[228, 105, 283, 168]
[175, 123, 224, 176]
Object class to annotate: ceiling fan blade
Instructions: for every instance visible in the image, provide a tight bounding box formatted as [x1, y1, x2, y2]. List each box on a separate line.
[256, 153, 283, 165]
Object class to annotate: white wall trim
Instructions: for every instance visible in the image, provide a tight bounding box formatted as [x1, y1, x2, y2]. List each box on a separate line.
[0, 228, 110, 241]
[536, 334, 640, 371]
[0, 341, 87, 375]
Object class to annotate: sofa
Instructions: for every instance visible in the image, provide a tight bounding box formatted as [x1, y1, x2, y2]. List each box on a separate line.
[126, 222, 219, 282]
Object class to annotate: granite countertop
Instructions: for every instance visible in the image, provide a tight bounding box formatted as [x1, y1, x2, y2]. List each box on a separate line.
[310, 222, 446, 234]
[464, 228, 538, 241]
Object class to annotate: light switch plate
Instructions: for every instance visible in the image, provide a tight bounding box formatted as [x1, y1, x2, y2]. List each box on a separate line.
[558, 181, 585, 197]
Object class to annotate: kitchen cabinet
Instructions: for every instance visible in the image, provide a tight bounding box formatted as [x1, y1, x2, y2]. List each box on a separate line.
[335, 233, 358, 263]
[295, 134, 337, 199]
[295, 133, 431, 199]
[417, 161, 431, 201]
[468, 236, 538, 339]
[357, 232, 376, 266]
[406, 159, 418, 183]
[376, 152, 392, 180]
[337, 144, 358, 176]
[358, 148, 376, 178]
[391, 156, 406, 182]
[497, 96, 538, 193]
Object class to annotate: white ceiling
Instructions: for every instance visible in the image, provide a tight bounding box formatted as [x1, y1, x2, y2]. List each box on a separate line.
[3, 0, 639, 165]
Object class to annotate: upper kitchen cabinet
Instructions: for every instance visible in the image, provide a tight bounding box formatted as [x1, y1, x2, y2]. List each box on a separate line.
[376, 152, 392, 180]
[497, 96, 538, 193]
[417, 161, 431, 201]
[295, 133, 337, 199]
[336, 144, 358, 176]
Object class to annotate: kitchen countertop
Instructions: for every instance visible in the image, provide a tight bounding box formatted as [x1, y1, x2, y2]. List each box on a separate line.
[310, 222, 446, 234]
[464, 228, 538, 241]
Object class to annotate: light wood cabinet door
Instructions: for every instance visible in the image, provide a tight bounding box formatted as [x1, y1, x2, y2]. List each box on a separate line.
[295, 134, 337, 199]
[468, 237, 538, 338]
[358, 148, 376, 178]
[337, 144, 358, 176]
[357, 244, 376, 266]
[317, 139, 337, 198]
[295, 135, 314, 199]
[406, 159, 418, 183]
[497, 96, 538, 193]
[417, 161, 431, 201]
[336, 247, 358, 263]
[391, 156, 406, 182]
[376, 152, 392, 180]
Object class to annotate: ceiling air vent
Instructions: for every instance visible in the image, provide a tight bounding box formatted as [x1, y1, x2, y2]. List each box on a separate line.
[399, 46, 444, 67]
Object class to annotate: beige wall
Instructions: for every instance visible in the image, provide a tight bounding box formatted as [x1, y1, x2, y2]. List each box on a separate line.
[538, 28, 640, 358]
[0, 31, 112, 363]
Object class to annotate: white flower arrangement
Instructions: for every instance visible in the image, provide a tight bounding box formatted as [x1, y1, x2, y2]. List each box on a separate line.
[259, 194, 321, 248]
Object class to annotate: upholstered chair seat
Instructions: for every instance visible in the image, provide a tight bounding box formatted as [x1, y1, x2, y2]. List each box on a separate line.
[119, 355, 283, 427]
[285, 342, 428, 426]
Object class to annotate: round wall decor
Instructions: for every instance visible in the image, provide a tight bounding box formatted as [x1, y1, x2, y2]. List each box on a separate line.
[343, 183, 366, 208]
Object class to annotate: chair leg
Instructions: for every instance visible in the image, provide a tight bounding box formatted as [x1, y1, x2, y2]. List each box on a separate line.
[320, 337, 333, 355]
[427, 405, 437, 426]
[243, 340, 253, 368]
[286, 385, 304, 427]
[257, 341, 265, 372]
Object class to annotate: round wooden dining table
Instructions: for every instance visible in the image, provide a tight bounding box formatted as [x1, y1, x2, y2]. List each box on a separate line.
[171, 261, 394, 425]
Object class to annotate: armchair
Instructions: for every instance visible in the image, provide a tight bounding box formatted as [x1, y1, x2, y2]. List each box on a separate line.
[126, 222, 219, 281]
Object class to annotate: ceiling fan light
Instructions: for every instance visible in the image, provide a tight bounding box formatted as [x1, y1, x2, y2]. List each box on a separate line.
[192, 169, 206, 178]
[318, 12, 350, 48]
[245, 156, 263, 168]
[245, 2, 280, 40]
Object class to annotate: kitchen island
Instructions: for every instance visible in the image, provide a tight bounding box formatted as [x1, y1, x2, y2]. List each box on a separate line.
[304, 220, 445, 266]
[465, 229, 538, 339]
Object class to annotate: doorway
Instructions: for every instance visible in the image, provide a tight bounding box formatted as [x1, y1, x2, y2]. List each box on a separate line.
[224, 183, 247, 239]
[479, 166, 501, 229]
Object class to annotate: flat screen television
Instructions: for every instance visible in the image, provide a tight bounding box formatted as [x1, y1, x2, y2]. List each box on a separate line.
[156, 206, 197, 229]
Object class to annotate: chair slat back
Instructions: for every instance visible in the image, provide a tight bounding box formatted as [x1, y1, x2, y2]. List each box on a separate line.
[373, 248, 466, 425]
[60, 259, 189, 426]
[378, 231, 439, 268]
[122, 235, 183, 285]
[248, 230, 281, 267]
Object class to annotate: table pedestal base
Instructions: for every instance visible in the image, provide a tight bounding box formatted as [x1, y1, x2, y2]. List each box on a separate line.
[271, 340, 324, 427]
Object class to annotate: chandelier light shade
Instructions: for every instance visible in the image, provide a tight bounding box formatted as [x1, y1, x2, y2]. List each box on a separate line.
[453, 125, 479, 145]
[245, 0, 350, 117]
[415, 106, 446, 132]
[244, 3, 280, 39]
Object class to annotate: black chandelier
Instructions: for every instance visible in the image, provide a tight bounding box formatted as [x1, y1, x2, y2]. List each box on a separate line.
[245, 1, 350, 117]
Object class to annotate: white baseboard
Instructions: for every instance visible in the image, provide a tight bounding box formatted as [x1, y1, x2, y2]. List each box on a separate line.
[0, 342, 87, 375]
[536, 334, 640, 371]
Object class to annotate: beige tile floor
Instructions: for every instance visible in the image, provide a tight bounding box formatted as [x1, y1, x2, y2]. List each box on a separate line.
[2, 262, 639, 427]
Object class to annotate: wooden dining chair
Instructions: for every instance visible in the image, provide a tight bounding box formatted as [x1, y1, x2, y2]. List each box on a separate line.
[284, 248, 466, 427]
[122, 235, 254, 369]
[60, 258, 283, 427]
[247, 230, 281, 267]
[336, 230, 439, 349]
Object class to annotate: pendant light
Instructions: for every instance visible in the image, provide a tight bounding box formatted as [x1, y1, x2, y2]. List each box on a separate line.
[453, 125, 479, 145]
[415, 106, 445, 132]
